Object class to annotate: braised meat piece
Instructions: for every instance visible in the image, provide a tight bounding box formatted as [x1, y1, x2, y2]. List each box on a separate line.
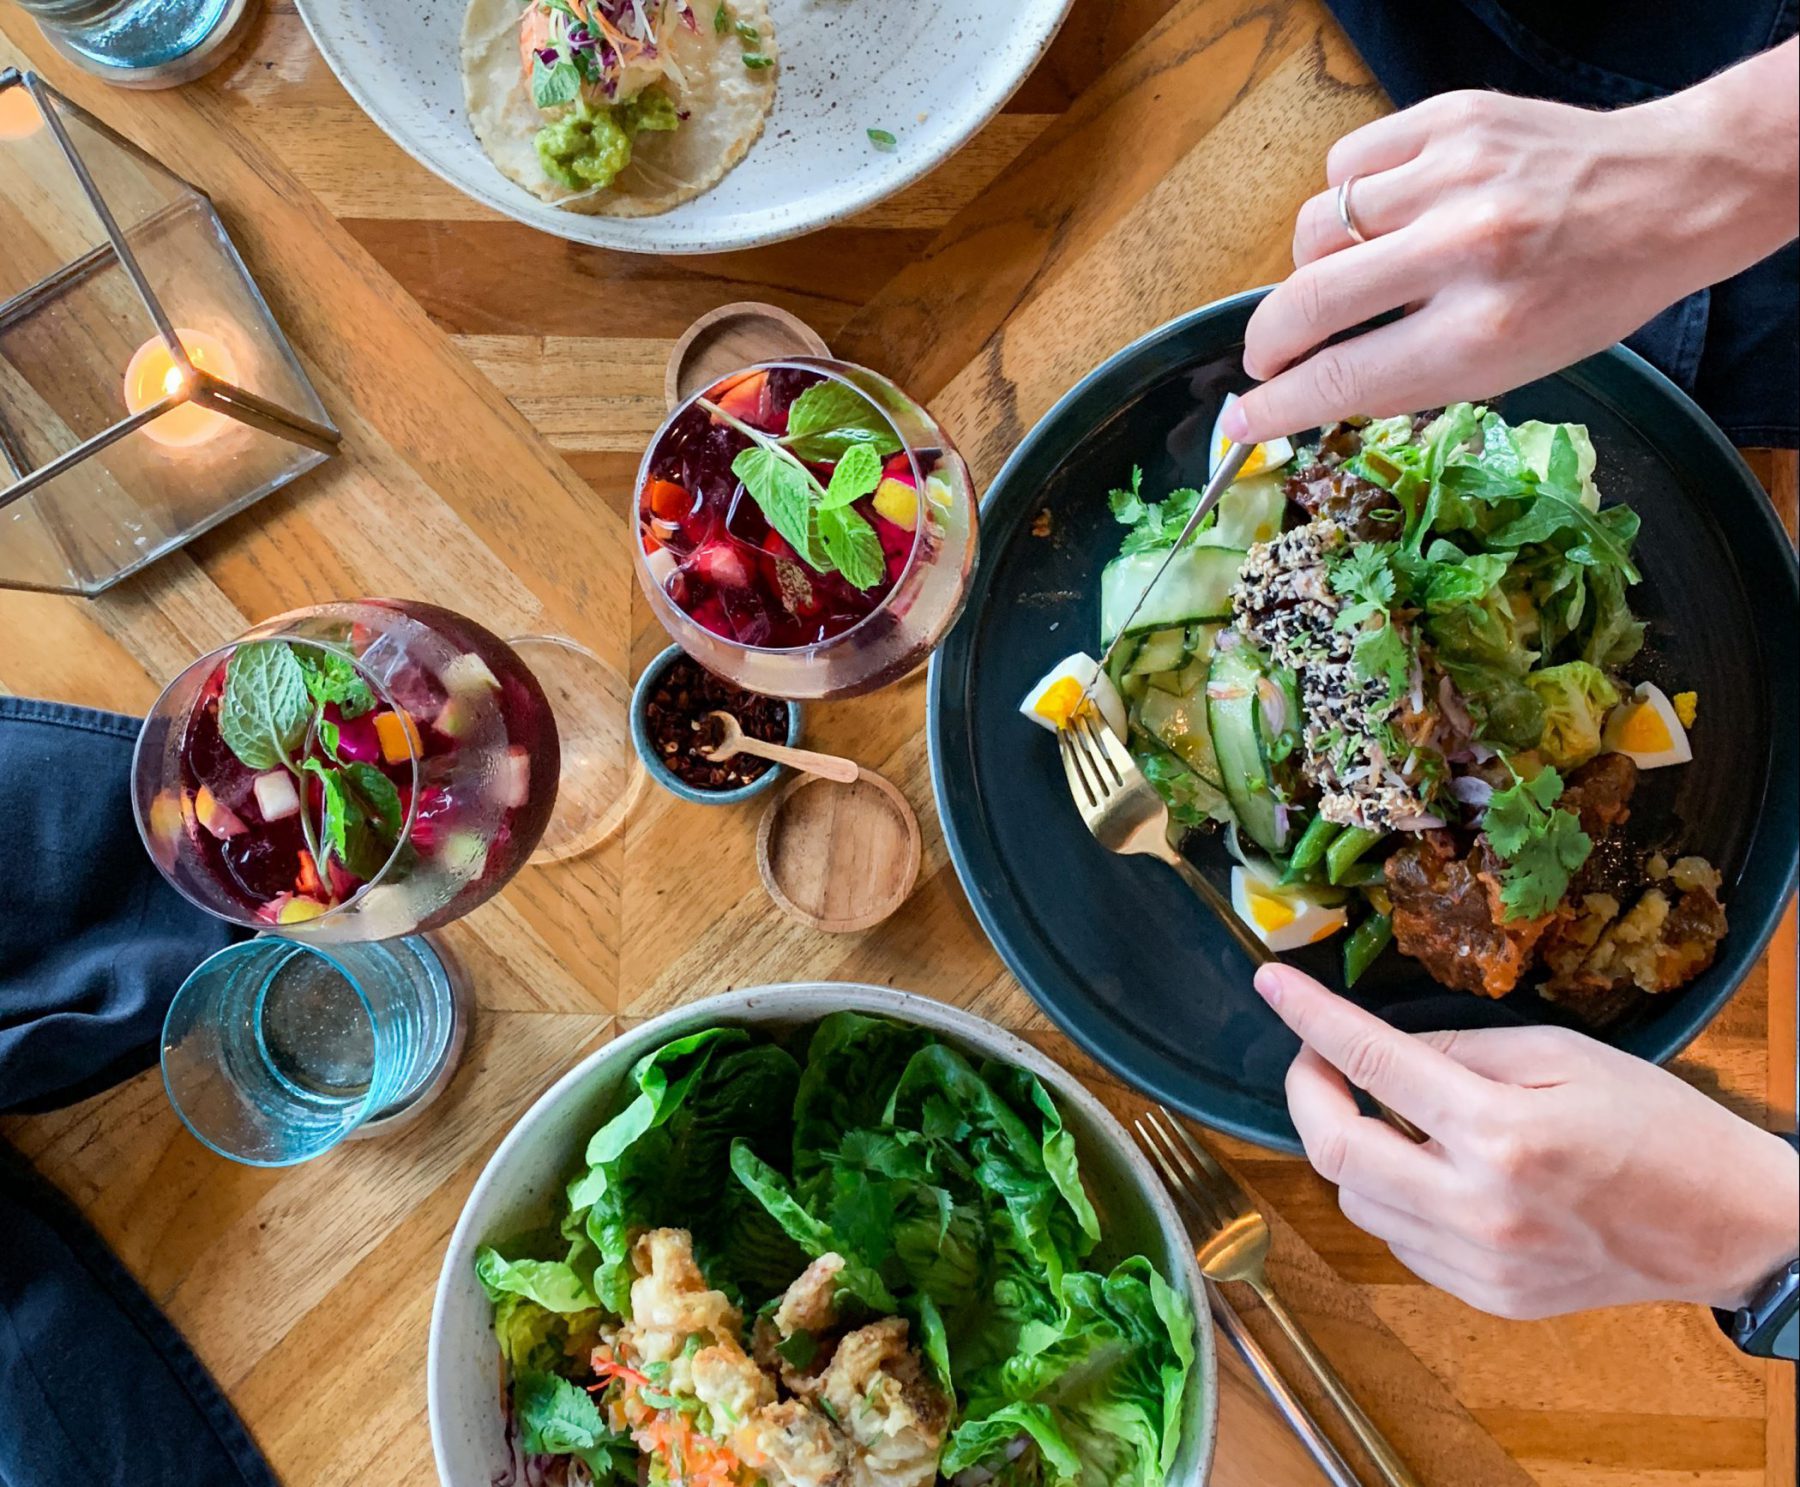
[1558, 752, 1637, 837]
[1385, 831, 1557, 998]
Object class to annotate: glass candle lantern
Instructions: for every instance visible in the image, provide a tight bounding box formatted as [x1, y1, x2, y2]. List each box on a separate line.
[0, 68, 338, 596]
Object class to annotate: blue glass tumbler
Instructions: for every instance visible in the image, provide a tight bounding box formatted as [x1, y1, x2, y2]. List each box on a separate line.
[162, 934, 462, 1166]
[15, 0, 252, 86]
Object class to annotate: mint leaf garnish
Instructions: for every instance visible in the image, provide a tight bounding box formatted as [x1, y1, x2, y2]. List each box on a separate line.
[781, 382, 903, 462]
[732, 445, 828, 569]
[301, 758, 403, 880]
[531, 54, 582, 109]
[294, 646, 374, 719]
[818, 441, 882, 512]
[219, 642, 310, 771]
[818, 504, 885, 590]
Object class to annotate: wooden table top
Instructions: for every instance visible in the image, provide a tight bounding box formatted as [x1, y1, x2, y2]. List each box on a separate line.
[0, 2, 1793, 1484]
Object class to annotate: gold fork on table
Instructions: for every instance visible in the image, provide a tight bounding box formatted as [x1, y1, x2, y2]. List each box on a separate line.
[1136, 1106, 1424, 1487]
[1057, 712, 1272, 967]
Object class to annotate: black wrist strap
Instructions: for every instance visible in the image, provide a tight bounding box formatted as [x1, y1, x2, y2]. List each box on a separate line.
[1714, 1132, 1800, 1361]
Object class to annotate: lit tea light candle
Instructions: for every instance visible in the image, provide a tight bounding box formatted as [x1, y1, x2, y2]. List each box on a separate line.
[0, 86, 42, 141]
[123, 329, 240, 449]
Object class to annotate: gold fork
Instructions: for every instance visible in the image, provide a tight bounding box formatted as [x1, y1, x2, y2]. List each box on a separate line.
[1057, 712, 1272, 967]
[1136, 1105, 1423, 1487]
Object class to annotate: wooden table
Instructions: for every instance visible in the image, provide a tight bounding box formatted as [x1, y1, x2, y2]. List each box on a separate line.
[1, 2, 1794, 1483]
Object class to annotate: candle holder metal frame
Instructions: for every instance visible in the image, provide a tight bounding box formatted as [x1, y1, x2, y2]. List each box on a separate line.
[0, 68, 339, 595]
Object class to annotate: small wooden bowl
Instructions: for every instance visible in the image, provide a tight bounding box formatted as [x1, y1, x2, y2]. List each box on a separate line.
[756, 767, 921, 932]
[665, 302, 830, 410]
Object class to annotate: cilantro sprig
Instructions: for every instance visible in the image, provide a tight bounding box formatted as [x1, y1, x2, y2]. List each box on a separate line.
[1107, 467, 1208, 554]
[699, 382, 902, 592]
[1328, 544, 1415, 706]
[1482, 763, 1592, 920]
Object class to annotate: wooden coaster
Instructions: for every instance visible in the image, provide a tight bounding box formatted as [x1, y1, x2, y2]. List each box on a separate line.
[756, 767, 921, 932]
[665, 302, 830, 410]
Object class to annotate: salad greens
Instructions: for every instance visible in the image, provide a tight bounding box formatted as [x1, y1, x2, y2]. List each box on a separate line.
[475, 1016, 1197, 1486]
[1101, 401, 1656, 990]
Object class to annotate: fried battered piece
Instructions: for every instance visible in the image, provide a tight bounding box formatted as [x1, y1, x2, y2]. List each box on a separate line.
[818, 1319, 949, 1487]
[739, 1400, 850, 1487]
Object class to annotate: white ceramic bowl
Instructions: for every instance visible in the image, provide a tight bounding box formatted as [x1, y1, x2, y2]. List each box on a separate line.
[428, 982, 1218, 1484]
[294, 0, 1074, 254]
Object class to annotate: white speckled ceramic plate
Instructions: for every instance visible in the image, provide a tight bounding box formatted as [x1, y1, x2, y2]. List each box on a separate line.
[294, 0, 1074, 253]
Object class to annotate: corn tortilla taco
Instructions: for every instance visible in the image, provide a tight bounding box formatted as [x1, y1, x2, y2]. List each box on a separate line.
[462, 0, 777, 218]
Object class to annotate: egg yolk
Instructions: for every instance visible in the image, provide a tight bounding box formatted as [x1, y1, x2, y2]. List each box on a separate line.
[1218, 434, 1271, 478]
[1033, 676, 1089, 730]
[1672, 691, 1698, 727]
[1248, 892, 1296, 932]
[1309, 922, 1341, 944]
[1617, 704, 1673, 754]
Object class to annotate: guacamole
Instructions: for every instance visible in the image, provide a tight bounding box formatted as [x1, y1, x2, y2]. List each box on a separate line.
[533, 89, 681, 193]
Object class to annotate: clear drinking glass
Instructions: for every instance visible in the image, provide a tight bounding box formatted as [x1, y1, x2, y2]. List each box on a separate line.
[132, 599, 561, 943]
[162, 935, 459, 1165]
[632, 358, 978, 699]
[12, 1, 250, 82]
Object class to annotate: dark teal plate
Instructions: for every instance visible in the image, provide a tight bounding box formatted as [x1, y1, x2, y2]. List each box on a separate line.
[929, 291, 1799, 1151]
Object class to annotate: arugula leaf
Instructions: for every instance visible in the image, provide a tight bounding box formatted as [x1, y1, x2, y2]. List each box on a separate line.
[819, 441, 882, 512]
[531, 53, 582, 110]
[219, 641, 311, 771]
[818, 504, 886, 591]
[781, 381, 903, 462]
[1482, 764, 1593, 920]
[732, 445, 825, 568]
[294, 646, 374, 719]
[1485, 490, 1641, 582]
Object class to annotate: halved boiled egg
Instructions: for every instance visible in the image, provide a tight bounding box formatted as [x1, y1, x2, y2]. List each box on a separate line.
[1603, 682, 1692, 769]
[1230, 862, 1347, 952]
[1212, 392, 1293, 481]
[1019, 653, 1127, 739]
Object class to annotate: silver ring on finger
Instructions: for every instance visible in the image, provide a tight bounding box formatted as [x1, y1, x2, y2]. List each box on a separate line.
[1336, 174, 1369, 245]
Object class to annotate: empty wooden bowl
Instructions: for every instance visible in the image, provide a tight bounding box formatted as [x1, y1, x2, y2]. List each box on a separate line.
[756, 766, 921, 932]
[664, 302, 830, 410]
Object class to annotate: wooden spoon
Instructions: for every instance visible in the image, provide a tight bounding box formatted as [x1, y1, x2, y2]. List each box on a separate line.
[699, 711, 860, 784]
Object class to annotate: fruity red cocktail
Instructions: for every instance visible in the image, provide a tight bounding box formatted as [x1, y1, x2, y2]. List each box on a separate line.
[133, 600, 559, 942]
[634, 359, 977, 699]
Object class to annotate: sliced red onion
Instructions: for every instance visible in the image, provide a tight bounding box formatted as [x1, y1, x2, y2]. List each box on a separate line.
[1467, 740, 1496, 763]
[1257, 677, 1289, 739]
[1391, 813, 1446, 832]
[1408, 660, 1425, 714]
[1216, 627, 1243, 651]
[1438, 674, 1474, 737]
[1449, 775, 1494, 807]
[1273, 802, 1292, 848]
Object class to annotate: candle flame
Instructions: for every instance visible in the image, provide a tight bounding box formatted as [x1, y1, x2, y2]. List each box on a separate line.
[124, 330, 238, 449]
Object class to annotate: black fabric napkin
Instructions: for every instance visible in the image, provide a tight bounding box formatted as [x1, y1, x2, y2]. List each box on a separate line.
[0, 696, 274, 1487]
[1323, 0, 1800, 449]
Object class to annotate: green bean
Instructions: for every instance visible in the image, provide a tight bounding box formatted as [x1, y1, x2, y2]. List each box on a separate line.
[1325, 825, 1386, 885]
[1334, 861, 1388, 888]
[1343, 912, 1393, 988]
[1281, 814, 1341, 884]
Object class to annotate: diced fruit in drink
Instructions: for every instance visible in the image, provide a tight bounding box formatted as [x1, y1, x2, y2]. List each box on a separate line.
[880, 453, 917, 487]
[253, 770, 300, 822]
[277, 895, 327, 925]
[645, 545, 679, 592]
[925, 473, 954, 511]
[872, 477, 918, 531]
[194, 784, 247, 839]
[644, 478, 691, 522]
[495, 746, 531, 810]
[149, 789, 187, 847]
[442, 652, 501, 696]
[691, 540, 754, 591]
[440, 830, 489, 880]
[712, 369, 769, 425]
[437, 694, 480, 740]
[326, 856, 360, 902]
[376, 709, 422, 764]
[332, 711, 381, 763]
[296, 850, 324, 897]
